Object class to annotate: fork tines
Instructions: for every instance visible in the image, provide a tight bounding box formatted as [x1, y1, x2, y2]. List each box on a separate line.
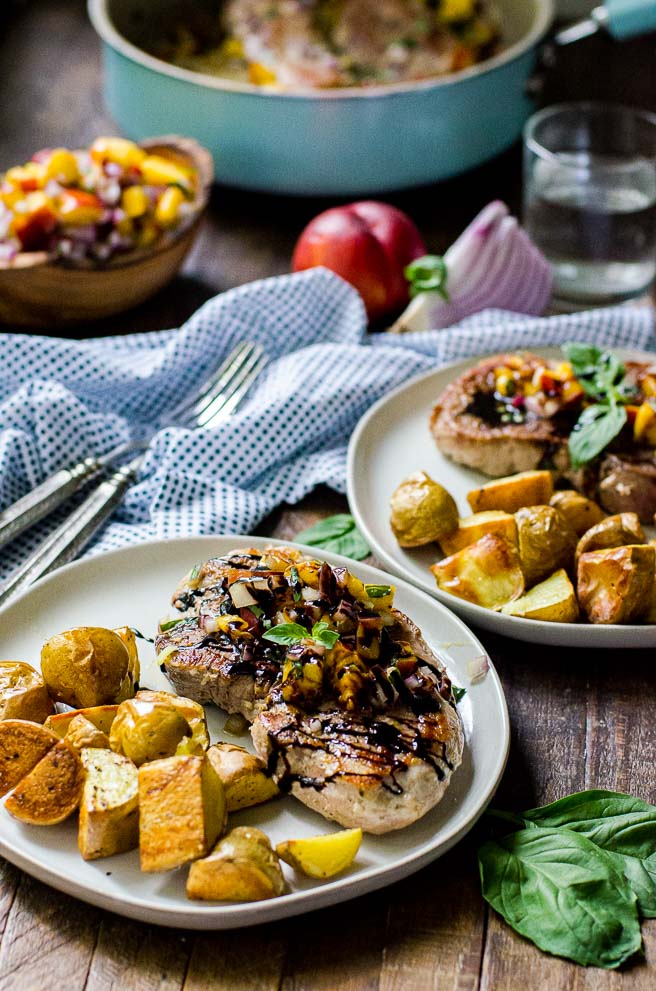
[168, 341, 266, 429]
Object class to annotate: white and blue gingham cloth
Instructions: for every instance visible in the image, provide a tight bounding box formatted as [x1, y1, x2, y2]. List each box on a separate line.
[1, 267, 654, 582]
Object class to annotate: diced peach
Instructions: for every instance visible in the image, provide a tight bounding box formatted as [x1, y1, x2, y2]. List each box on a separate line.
[140, 155, 193, 193]
[44, 148, 79, 185]
[90, 137, 146, 169]
[5, 163, 46, 192]
[633, 401, 656, 446]
[121, 185, 148, 219]
[57, 189, 105, 226]
[155, 186, 184, 226]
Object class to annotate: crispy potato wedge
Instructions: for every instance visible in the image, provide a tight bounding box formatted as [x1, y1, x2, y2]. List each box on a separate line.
[65, 714, 111, 751]
[139, 754, 226, 872]
[438, 511, 517, 557]
[45, 704, 119, 738]
[5, 740, 83, 824]
[0, 719, 58, 797]
[515, 506, 577, 588]
[135, 690, 209, 754]
[389, 471, 458, 547]
[577, 544, 655, 625]
[0, 661, 54, 724]
[467, 470, 554, 515]
[549, 490, 606, 537]
[206, 743, 279, 812]
[41, 627, 139, 708]
[501, 569, 579, 622]
[431, 534, 524, 610]
[575, 512, 645, 566]
[78, 748, 139, 860]
[187, 826, 285, 902]
[276, 828, 362, 879]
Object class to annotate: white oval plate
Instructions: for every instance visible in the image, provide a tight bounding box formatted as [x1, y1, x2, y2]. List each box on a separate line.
[0, 535, 508, 929]
[347, 346, 656, 648]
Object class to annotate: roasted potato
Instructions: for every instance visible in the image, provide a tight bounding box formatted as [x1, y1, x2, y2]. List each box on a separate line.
[5, 740, 84, 825]
[501, 569, 579, 622]
[135, 690, 209, 754]
[0, 719, 58, 797]
[78, 748, 139, 860]
[577, 544, 655, 624]
[276, 828, 362, 879]
[438, 510, 517, 557]
[139, 754, 226, 872]
[110, 696, 196, 766]
[467, 470, 554, 515]
[515, 506, 577, 588]
[390, 471, 458, 547]
[206, 743, 279, 812]
[0, 661, 54, 724]
[45, 704, 118, 738]
[575, 513, 646, 565]
[65, 714, 111, 751]
[431, 534, 524, 610]
[41, 627, 139, 709]
[549, 490, 606, 537]
[187, 826, 285, 902]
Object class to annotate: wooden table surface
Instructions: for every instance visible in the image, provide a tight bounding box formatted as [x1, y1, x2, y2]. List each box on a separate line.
[1, 3, 656, 989]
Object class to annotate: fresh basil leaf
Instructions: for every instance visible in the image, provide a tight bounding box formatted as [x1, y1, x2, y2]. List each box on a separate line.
[159, 617, 188, 632]
[452, 685, 467, 703]
[569, 402, 627, 468]
[479, 827, 642, 968]
[311, 621, 339, 649]
[295, 514, 370, 561]
[262, 623, 308, 645]
[365, 584, 392, 598]
[564, 342, 603, 376]
[522, 790, 656, 918]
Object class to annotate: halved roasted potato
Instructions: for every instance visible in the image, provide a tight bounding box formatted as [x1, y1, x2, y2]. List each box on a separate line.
[134, 690, 209, 754]
[390, 471, 458, 547]
[139, 754, 226, 872]
[276, 828, 362, 879]
[0, 719, 58, 797]
[78, 748, 139, 860]
[110, 693, 206, 766]
[41, 627, 139, 709]
[0, 661, 54, 724]
[501, 569, 579, 622]
[515, 505, 577, 588]
[431, 534, 524, 610]
[575, 513, 646, 565]
[4, 740, 84, 824]
[187, 826, 285, 902]
[577, 544, 655, 625]
[549, 490, 606, 537]
[205, 743, 279, 812]
[438, 511, 518, 557]
[467, 470, 554, 515]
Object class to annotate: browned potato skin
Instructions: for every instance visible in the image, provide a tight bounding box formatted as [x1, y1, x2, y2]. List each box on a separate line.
[575, 513, 646, 566]
[5, 740, 84, 824]
[187, 826, 285, 902]
[65, 714, 111, 751]
[110, 697, 191, 766]
[431, 534, 524, 609]
[515, 506, 577, 588]
[390, 471, 458, 547]
[41, 627, 139, 709]
[467, 470, 554, 514]
[206, 743, 279, 812]
[0, 719, 58, 797]
[0, 661, 54, 724]
[577, 545, 655, 624]
[438, 511, 518, 557]
[549, 491, 606, 537]
[45, 704, 118, 738]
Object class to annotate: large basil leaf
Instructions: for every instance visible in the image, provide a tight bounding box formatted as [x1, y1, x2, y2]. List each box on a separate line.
[522, 790, 656, 917]
[569, 402, 627, 468]
[295, 514, 370, 561]
[479, 827, 642, 968]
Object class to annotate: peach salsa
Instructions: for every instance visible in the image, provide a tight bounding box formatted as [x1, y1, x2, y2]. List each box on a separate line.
[0, 137, 199, 264]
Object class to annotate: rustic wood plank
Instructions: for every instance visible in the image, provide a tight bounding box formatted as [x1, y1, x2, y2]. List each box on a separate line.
[85, 918, 190, 991]
[183, 923, 285, 991]
[0, 859, 20, 945]
[0, 876, 100, 991]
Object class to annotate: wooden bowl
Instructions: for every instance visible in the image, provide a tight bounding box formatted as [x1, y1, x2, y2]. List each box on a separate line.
[0, 136, 213, 329]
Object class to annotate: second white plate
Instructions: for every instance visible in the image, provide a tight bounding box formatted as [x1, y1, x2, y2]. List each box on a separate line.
[347, 347, 656, 648]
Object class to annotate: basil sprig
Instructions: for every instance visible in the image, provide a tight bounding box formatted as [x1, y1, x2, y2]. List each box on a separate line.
[564, 343, 634, 468]
[479, 789, 656, 968]
[295, 514, 370, 561]
[263, 621, 339, 649]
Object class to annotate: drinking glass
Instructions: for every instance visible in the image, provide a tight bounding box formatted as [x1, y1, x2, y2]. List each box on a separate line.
[523, 102, 656, 306]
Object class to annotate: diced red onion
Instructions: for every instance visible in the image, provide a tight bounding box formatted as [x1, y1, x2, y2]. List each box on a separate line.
[467, 655, 490, 684]
[302, 586, 321, 602]
[229, 581, 258, 608]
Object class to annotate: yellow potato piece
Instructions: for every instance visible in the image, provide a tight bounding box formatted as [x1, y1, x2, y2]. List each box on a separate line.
[438, 511, 517, 557]
[577, 544, 655, 625]
[0, 661, 54, 724]
[5, 740, 84, 825]
[276, 828, 362, 879]
[78, 748, 138, 860]
[467, 470, 554, 514]
[389, 471, 458, 548]
[45, 704, 119, 738]
[205, 743, 279, 812]
[187, 826, 284, 902]
[501, 569, 579, 622]
[431, 534, 524, 610]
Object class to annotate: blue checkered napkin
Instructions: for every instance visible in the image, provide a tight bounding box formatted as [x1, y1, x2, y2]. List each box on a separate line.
[0, 267, 654, 581]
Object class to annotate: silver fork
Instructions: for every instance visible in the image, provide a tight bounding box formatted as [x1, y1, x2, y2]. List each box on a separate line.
[0, 341, 264, 550]
[0, 342, 267, 608]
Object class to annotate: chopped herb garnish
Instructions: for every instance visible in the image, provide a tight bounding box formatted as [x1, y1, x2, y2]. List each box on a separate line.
[289, 566, 302, 602]
[250, 605, 264, 618]
[159, 617, 188, 632]
[452, 685, 467, 703]
[365, 584, 392, 598]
